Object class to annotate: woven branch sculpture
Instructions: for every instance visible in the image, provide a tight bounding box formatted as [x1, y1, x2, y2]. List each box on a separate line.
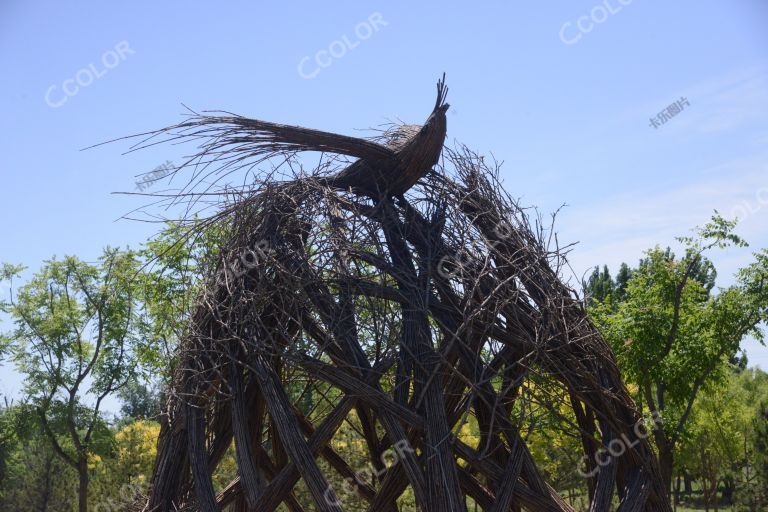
[134, 76, 671, 512]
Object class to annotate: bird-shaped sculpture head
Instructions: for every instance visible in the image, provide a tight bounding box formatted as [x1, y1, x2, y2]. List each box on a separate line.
[386, 74, 449, 195]
[380, 74, 449, 151]
[421, 73, 450, 164]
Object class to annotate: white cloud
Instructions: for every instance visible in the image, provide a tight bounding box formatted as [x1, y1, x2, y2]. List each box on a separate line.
[604, 66, 768, 137]
[684, 67, 768, 134]
[560, 157, 768, 281]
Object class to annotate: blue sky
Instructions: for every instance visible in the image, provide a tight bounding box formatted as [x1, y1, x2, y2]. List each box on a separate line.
[1, 1, 767, 411]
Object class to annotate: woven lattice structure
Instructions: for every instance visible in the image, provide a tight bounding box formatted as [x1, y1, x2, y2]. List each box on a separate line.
[134, 79, 671, 512]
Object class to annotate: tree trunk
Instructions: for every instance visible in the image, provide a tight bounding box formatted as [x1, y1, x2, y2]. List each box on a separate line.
[656, 435, 675, 495]
[721, 476, 734, 504]
[713, 479, 719, 511]
[39, 452, 53, 512]
[684, 473, 692, 497]
[673, 473, 681, 510]
[77, 458, 89, 512]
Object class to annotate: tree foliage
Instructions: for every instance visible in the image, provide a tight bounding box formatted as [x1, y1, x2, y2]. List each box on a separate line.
[1, 249, 146, 512]
[589, 214, 768, 491]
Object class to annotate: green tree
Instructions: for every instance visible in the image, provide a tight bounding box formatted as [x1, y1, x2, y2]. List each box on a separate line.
[584, 265, 614, 305]
[117, 381, 164, 421]
[675, 368, 768, 510]
[135, 220, 226, 379]
[1, 249, 146, 512]
[590, 214, 768, 493]
[749, 400, 768, 509]
[677, 373, 745, 509]
[89, 419, 160, 511]
[0, 400, 78, 511]
[614, 262, 633, 302]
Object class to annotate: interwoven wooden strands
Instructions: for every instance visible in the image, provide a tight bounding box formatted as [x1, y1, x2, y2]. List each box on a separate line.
[132, 80, 670, 512]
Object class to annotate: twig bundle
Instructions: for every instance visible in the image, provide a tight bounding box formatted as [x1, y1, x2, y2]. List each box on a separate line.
[127, 81, 669, 511]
